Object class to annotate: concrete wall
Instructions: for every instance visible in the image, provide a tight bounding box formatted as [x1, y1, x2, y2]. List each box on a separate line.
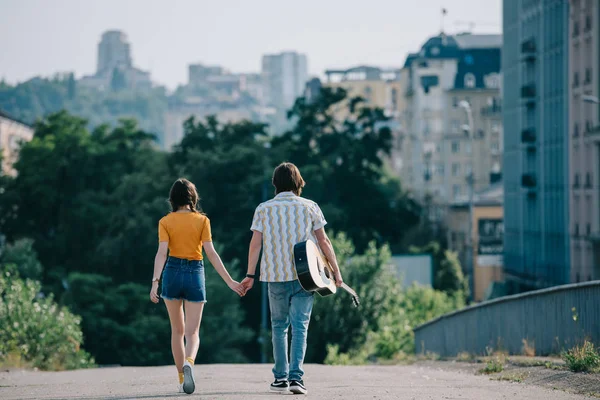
[414, 281, 600, 356]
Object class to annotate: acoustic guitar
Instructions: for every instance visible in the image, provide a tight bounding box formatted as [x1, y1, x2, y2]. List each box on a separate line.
[293, 239, 360, 307]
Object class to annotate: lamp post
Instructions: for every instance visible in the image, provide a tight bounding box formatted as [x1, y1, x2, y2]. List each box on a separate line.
[459, 100, 475, 301]
[260, 140, 271, 364]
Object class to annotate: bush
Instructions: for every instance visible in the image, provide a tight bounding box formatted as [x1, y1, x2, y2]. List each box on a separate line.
[321, 235, 465, 365]
[562, 340, 600, 373]
[480, 358, 504, 374]
[0, 267, 94, 370]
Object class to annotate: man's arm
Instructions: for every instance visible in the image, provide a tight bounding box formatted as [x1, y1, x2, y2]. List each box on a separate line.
[314, 228, 343, 287]
[241, 230, 263, 291]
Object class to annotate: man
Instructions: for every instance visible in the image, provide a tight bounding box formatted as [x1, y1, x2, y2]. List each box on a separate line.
[241, 162, 343, 395]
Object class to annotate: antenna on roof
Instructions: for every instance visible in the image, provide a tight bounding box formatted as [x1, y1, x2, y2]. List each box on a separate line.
[441, 8, 448, 34]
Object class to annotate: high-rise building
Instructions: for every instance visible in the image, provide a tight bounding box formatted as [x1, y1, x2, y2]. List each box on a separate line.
[261, 51, 308, 131]
[400, 33, 502, 205]
[503, 0, 570, 291]
[569, 0, 600, 281]
[97, 30, 132, 75]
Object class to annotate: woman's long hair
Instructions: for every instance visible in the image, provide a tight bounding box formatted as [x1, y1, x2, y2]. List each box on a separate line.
[169, 178, 202, 213]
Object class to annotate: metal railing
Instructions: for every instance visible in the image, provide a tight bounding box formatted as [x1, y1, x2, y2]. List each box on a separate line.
[414, 281, 600, 356]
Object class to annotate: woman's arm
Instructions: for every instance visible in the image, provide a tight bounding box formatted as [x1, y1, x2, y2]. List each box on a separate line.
[150, 241, 168, 303]
[203, 241, 245, 296]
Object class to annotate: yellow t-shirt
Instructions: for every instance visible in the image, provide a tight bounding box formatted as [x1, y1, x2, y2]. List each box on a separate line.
[158, 212, 212, 260]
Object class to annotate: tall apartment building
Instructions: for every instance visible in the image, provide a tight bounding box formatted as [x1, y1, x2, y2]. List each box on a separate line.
[400, 33, 502, 206]
[569, 0, 600, 281]
[261, 52, 308, 132]
[503, 0, 570, 291]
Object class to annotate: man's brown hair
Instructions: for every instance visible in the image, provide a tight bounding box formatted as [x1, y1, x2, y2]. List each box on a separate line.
[272, 162, 305, 195]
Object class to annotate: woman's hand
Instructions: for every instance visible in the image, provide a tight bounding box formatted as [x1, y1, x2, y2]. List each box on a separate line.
[228, 280, 246, 297]
[150, 282, 160, 303]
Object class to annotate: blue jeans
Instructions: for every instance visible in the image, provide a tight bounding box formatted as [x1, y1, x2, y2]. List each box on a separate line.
[268, 280, 314, 382]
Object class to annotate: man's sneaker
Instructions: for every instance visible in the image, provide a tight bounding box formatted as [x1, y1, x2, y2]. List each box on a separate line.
[270, 379, 290, 393]
[182, 360, 195, 394]
[289, 380, 307, 395]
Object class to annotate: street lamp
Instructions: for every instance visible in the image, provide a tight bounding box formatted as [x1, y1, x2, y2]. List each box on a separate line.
[459, 100, 475, 301]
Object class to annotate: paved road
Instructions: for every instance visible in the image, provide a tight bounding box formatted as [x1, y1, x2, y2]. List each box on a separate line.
[0, 364, 590, 400]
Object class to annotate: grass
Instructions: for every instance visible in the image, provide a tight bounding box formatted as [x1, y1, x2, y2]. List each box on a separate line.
[479, 358, 504, 374]
[456, 352, 474, 362]
[490, 371, 529, 383]
[562, 340, 600, 373]
[521, 339, 536, 357]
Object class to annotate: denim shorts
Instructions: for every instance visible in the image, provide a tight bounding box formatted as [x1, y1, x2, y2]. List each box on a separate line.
[161, 257, 207, 303]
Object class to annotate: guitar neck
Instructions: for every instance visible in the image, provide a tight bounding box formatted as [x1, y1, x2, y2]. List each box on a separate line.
[340, 283, 357, 297]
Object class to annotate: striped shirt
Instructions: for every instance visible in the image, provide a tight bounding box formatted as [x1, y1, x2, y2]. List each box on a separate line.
[250, 191, 327, 282]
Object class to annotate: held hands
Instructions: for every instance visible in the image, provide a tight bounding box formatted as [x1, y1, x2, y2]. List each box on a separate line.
[228, 279, 247, 297]
[240, 277, 255, 295]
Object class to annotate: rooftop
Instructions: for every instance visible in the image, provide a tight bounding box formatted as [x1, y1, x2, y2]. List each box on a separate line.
[0, 110, 32, 128]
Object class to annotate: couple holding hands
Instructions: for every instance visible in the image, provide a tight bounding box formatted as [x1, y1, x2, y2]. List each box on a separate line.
[149, 162, 343, 395]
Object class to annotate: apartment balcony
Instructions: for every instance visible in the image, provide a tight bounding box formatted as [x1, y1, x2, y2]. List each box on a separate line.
[521, 84, 536, 98]
[481, 104, 502, 116]
[521, 128, 536, 143]
[521, 173, 536, 188]
[521, 38, 536, 63]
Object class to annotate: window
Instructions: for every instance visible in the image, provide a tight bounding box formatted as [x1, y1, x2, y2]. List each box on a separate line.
[585, 172, 592, 187]
[451, 120, 459, 134]
[491, 141, 500, 151]
[585, 15, 592, 32]
[574, 20, 580, 37]
[436, 163, 445, 176]
[452, 97, 458, 108]
[364, 86, 372, 102]
[453, 184, 461, 200]
[464, 73, 476, 88]
[574, 173, 580, 187]
[464, 164, 472, 176]
[573, 72, 579, 87]
[587, 223, 592, 235]
[585, 68, 592, 84]
[465, 142, 472, 154]
[575, 223, 580, 236]
[451, 141, 460, 153]
[492, 122, 500, 133]
[452, 163, 461, 176]
[574, 123, 580, 137]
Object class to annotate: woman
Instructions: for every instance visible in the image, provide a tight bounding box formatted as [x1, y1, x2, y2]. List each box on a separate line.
[150, 178, 245, 395]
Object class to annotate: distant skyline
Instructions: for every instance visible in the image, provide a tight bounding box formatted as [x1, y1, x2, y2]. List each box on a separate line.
[0, 0, 501, 89]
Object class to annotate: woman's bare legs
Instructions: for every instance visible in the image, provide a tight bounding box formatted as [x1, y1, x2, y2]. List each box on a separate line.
[183, 301, 205, 361]
[164, 299, 185, 372]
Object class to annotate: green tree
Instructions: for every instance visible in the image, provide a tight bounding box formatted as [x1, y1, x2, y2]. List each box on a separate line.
[272, 87, 421, 252]
[410, 241, 469, 300]
[0, 238, 43, 280]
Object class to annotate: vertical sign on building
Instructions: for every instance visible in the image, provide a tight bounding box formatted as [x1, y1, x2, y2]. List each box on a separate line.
[477, 218, 504, 267]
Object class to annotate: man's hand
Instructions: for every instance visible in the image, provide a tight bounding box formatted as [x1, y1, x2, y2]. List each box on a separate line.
[240, 277, 255, 294]
[333, 270, 344, 288]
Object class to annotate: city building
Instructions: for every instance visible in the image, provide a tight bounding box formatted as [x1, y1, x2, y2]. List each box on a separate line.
[400, 33, 502, 206]
[323, 66, 404, 118]
[446, 183, 504, 301]
[503, 0, 570, 291]
[80, 30, 152, 91]
[261, 51, 308, 132]
[0, 110, 34, 176]
[569, 0, 600, 281]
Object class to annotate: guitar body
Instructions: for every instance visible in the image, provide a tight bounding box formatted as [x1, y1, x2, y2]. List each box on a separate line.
[294, 240, 337, 297]
[294, 239, 360, 307]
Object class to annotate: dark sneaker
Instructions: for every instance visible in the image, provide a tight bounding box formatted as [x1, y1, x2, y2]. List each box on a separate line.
[289, 380, 307, 395]
[270, 379, 290, 393]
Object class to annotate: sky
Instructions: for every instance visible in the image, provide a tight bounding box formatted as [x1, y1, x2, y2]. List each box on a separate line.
[0, 0, 501, 89]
